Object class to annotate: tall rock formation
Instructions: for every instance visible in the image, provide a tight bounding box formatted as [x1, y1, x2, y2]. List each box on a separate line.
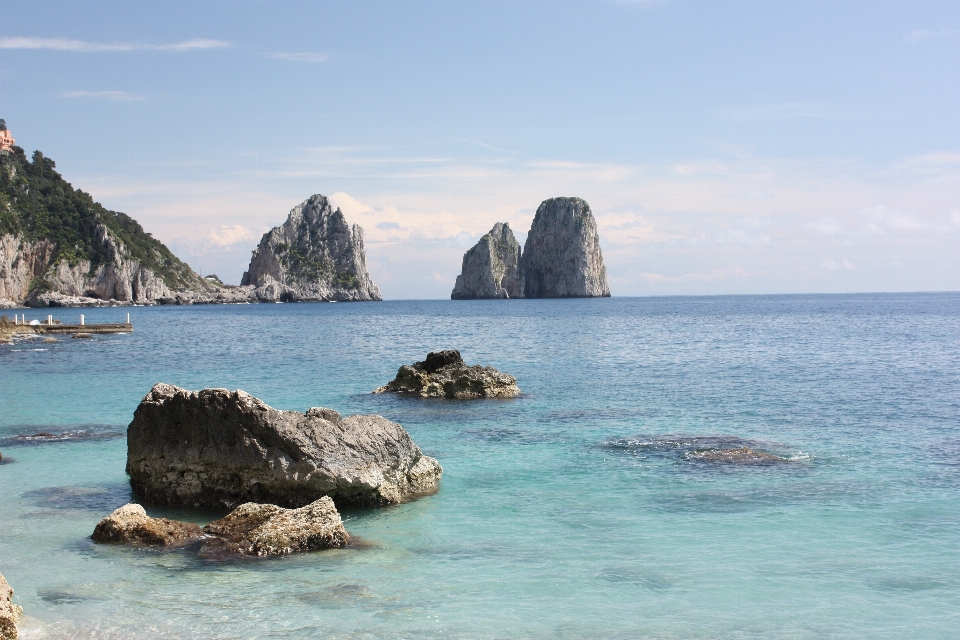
[241, 195, 381, 302]
[451, 222, 523, 299]
[0, 147, 219, 307]
[520, 197, 610, 298]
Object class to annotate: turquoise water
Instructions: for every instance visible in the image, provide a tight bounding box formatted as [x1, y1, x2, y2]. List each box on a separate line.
[1, 294, 959, 638]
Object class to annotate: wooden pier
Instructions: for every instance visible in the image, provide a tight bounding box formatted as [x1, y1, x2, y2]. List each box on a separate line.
[10, 313, 133, 334]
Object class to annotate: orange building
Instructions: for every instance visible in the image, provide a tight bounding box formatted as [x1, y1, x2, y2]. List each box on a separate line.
[0, 119, 15, 152]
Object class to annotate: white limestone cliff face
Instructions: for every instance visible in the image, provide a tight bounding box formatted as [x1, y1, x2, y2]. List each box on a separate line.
[0, 225, 185, 307]
[241, 194, 381, 302]
[521, 197, 610, 298]
[451, 222, 523, 299]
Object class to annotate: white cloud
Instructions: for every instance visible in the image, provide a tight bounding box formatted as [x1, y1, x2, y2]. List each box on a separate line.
[268, 52, 328, 63]
[205, 225, 257, 249]
[0, 37, 230, 52]
[951, 210, 960, 227]
[904, 28, 958, 42]
[821, 259, 855, 271]
[58, 90, 146, 103]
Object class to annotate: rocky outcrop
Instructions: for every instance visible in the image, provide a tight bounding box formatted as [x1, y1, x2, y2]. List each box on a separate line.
[202, 497, 348, 557]
[0, 572, 21, 640]
[521, 197, 610, 298]
[374, 350, 521, 399]
[686, 447, 786, 464]
[240, 195, 381, 302]
[451, 223, 523, 299]
[91, 503, 204, 545]
[126, 384, 441, 509]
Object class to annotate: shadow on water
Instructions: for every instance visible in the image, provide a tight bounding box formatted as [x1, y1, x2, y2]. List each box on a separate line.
[22, 483, 134, 513]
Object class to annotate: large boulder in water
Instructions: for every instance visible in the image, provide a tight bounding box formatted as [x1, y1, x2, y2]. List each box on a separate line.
[0, 572, 21, 640]
[126, 384, 441, 508]
[240, 194, 382, 302]
[91, 503, 204, 546]
[521, 197, 610, 298]
[374, 350, 521, 399]
[202, 496, 348, 557]
[451, 223, 523, 299]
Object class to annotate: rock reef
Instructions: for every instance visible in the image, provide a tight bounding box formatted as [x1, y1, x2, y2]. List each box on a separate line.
[0, 572, 21, 640]
[240, 194, 381, 302]
[451, 223, 523, 299]
[374, 350, 521, 399]
[686, 447, 785, 464]
[202, 497, 348, 557]
[521, 197, 610, 298]
[126, 384, 441, 508]
[91, 503, 204, 546]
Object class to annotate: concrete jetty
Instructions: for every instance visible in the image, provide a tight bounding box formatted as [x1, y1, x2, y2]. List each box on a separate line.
[9, 313, 133, 334]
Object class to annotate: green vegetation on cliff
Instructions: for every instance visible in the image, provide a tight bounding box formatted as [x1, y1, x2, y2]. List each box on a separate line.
[0, 146, 200, 290]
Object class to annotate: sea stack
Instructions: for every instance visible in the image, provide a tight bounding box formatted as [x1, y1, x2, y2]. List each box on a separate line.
[241, 194, 381, 302]
[521, 197, 610, 298]
[451, 223, 523, 299]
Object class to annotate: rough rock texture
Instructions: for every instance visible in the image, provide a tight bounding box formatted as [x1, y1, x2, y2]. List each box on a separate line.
[520, 197, 610, 298]
[374, 350, 521, 399]
[126, 384, 441, 508]
[686, 447, 785, 464]
[451, 223, 523, 299]
[91, 503, 205, 545]
[202, 497, 348, 556]
[0, 572, 21, 640]
[240, 195, 381, 302]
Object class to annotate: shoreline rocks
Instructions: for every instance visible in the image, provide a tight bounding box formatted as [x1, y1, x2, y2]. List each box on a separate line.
[126, 384, 441, 509]
[451, 223, 523, 299]
[91, 504, 204, 546]
[686, 447, 785, 464]
[374, 350, 521, 399]
[0, 572, 21, 640]
[202, 497, 348, 557]
[240, 194, 381, 302]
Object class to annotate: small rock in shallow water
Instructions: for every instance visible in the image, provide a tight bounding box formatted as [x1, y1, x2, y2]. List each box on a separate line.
[72, 332, 92, 339]
[686, 447, 784, 464]
[91, 503, 204, 546]
[201, 496, 348, 557]
[0, 572, 22, 640]
[42, 337, 57, 343]
[374, 350, 521, 399]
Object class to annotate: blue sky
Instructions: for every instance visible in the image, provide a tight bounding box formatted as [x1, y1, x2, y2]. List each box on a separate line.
[1, 0, 958, 298]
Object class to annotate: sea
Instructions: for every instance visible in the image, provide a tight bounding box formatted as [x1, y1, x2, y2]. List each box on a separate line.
[1, 293, 959, 639]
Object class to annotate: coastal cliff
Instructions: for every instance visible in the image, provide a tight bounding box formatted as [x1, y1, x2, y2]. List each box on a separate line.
[451, 222, 522, 299]
[240, 194, 381, 302]
[521, 197, 609, 298]
[0, 147, 217, 307]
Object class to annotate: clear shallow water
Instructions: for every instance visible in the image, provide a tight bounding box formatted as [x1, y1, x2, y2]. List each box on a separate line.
[1, 294, 959, 638]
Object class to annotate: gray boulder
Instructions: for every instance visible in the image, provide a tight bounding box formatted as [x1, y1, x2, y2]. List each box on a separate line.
[91, 503, 204, 546]
[686, 447, 786, 464]
[521, 197, 610, 298]
[240, 194, 381, 302]
[126, 384, 441, 508]
[0, 572, 21, 640]
[202, 496, 348, 557]
[374, 350, 521, 399]
[451, 223, 523, 299]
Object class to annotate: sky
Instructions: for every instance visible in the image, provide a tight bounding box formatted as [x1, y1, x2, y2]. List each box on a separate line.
[1, 0, 958, 299]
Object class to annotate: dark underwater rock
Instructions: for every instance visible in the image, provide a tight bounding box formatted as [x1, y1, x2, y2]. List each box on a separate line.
[686, 446, 785, 464]
[374, 350, 521, 399]
[126, 383, 441, 509]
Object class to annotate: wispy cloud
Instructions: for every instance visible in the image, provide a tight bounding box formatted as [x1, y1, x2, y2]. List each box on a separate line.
[0, 37, 230, 52]
[58, 90, 146, 103]
[268, 52, 328, 63]
[904, 28, 958, 42]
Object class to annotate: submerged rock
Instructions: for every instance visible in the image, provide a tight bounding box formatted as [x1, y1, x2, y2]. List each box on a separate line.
[374, 350, 521, 399]
[686, 447, 785, 464]
[0, 572, 22, 640]
[521, 197, 610, 298]
[126, 384, 441, 508]
[91, 503, 204, 546]
[202, 496, 348, 557]
[240, 194, 381, 302]
[451, 223, 523, 299]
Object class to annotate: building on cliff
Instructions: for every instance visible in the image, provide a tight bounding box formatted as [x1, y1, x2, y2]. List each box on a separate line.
[0, 120, 14, 152]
